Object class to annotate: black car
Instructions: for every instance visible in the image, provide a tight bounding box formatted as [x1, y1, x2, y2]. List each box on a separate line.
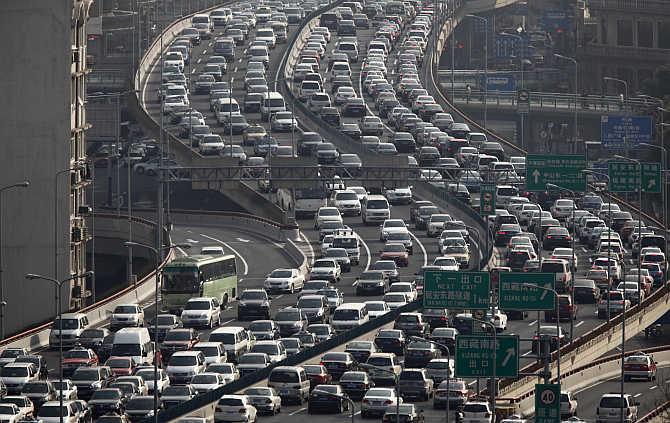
[339, 371, 373, 400]
[298, 132, 324, 156]
[308, 384, 350, 414]
[543, 226, 572, 249]
[415, 205, 440, 230]
[508, 249, 532, 272]
[393, 313, 428, 337]
[319, 352, 357, 380]
[573, 278, 599, 303]
[494, 224, 523, 247]
[77, 328, 111, 351]
[147, 314, 180, 342]
[422, 308, 449, 328]
[345, 341, 377, 363]
[88, 388, 126, 418]
[404, 340, 441, 368]
[429, 327, 457, 353]
[452, 313, 475, 335]
[374, 329, 406, 355]
[97, 334, 115, 362]
[237, 289, 271, 320]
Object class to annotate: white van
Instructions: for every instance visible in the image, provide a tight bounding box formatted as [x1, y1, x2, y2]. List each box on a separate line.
[496, 185, 519, 207]
[268, 366, 311, 404]
[214, 98, 240, 122]
[260, 91, 287, 120]
[476, 154, 499, 172]
[247, 45, 270, 65]
[299, 80, 322, 101]
[111, 327, 155, 365]
[208, 326, 254, 363]
[48, 313, 89, 348]
[331, 303, 370, 332]
[361, 195, 391, 225]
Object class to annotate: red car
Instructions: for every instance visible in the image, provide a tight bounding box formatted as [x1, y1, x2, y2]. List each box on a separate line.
[302, 364, 332, 390]
[105, 356, 136, 376]
[62, 347, 99, 376]
[544, 295, 577, 322]
[379, 243, 409, 267]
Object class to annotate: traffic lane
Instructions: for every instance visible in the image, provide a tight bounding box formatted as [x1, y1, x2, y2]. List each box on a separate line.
[574, 367, 667, 421]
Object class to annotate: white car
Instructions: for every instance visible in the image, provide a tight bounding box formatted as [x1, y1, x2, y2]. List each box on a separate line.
[270, 111, 298, 132]
[181, 297, 222, 329]
[110, 304, 144, 331]
[459, 401, 493, 423]
[551, 248, 578, 270]
[334, 86, 357, 104]
[361, 387, 402, 418]
[432, 256, 460, 271]
[389, 282, 418, 302]
[383, 292, 409, 310]
[348, 186, 368, 201]
[198, 134, 225, 155]
[379, 219, 409, 241]
[163, 95, 189, 114]
[53, 379, 78, 400]
[550, 199, 576, 219]
[426, 214, 452, 237]
[314, 207, 343, 229]
[244, 387, 281, 415]
[0, 403, 24, 423]
[189, 372, 227, 394]
[309, 259, 341, 283]
[330, 190, 361, 216]
[1, 397, 33, 420]
[365, 301, 391, 318]
[215, 395, 258, 422]
[263, 268, 305, 293]
[384, 187, 412, 205]
[135, 368, 170, 393]
[485, 308, 508, 332]
[207, 363, 239, 384]
[320, 235, 334, 255]
[251, 341, 287, 363]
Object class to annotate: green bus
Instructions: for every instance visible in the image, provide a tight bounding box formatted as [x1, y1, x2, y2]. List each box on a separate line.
[161, 254, 238, 313]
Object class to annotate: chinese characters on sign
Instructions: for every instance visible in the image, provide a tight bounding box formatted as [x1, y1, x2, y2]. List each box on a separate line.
[423, 271, 490, 309]
[455, 335, 519, 378]
[535, 384, 561, 423]
[607, 161, 661, 193]
[498, 273, 555, 310]
[601, 115, 653, 149]
[526, 155, 586, 192]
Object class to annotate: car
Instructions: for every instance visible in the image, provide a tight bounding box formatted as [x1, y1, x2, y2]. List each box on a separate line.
[560, 390, 578, 418]
[263, 268, 305, 293]
[69, 366, 114, 400]
[165, 351, 206, 385]
[394, 313, 428, 337]
[361, 387, 402, 418]
[243, 387, 281, 415]
[109, 304, 144, 331]
[595, 393, 638, 422]
[355, 271, 389, 296]
[317, 288, 344, 310]
[302, 365, 332, 391]
[237, 353, 271, 377]
[104, 356, 135, 377]
[433, 378, 473, 410]
[379, 243, 410, 267]
[374, 329, 406, 355]
[159, 328, 200, 361]
[404, 340, 441, 368]
[597, 290, 630, 319]
[61, 347, 98, 377]
[206, 363, 239, 384]
[314, 207, 343, 229]
[372, 260, 400, 283]
[379, 219, 409, 241]
[309, 259, 341, 283]
[389, 282, 417, 301]
[1, 396, 34, 420]
[134, 367, 169, 394]
[308, 384, 350, 414]
[274, 307, 309, 337]
[181, 297, 222, 328]
[572, 279, 599, 304]
[237, 289, 271, 320]
[339, 371, 373, 400]
[383, 292, 409, 310]
[457, 401, 494, 423]
[147, 314, 180, 342]
[297, 295, 330, 324]
[88, 388, 126, 417]
[319, 352, 357, 380]
[251, 340, 287, 364]
[189, 372, 226, 394]
[215, 395, 258, 422]
[248, 320, 279, 341]
[623, 352, 657, 381]
[398, 368, 434, 401]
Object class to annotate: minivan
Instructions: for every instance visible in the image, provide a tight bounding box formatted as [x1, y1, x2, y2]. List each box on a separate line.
[268, 366, 311, 404]
[362, 195, 391, 225]
[331, 303, 370, 332]
[540, 259, 573, 293]
[208, 327, 254, 363]
[49, 313, 89, 348]
[111, 327, 156, 365]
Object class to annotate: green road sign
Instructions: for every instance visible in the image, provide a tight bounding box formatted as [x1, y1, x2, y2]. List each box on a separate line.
[499, 273, 556, 311]
[535, 384, 561, 423]
[455, 335, 519, 378]
[526, 154, 587, 192]
[480, 184, 496, 216]
[423, 271, 490, 309]
[607, 161, 661, 193]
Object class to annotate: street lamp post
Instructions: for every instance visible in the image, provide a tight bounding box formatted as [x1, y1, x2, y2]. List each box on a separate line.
[410, 336, 451, 422]
[554, 54, 578, 153]
[465, 14, 488, 128]
[521, 283, 562, 385]
[359, 363, 400, 423]
[546, 183, 576, 343]
[0, 181, 29, 338]
[603, 77, 630, 159]
[471, 317, 497, 411]
[311, 389, 356, 423]
[582, 169, 613, 321]
[25, 271, 93, 423]
[123, 241, 189, 423]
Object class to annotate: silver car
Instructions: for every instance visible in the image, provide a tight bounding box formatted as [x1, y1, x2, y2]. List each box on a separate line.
[360, 387, 402, 418]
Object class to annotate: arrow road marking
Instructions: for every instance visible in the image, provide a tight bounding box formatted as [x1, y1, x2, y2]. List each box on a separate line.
[532, 169, 541, 184]
[501, 348, 516, 367]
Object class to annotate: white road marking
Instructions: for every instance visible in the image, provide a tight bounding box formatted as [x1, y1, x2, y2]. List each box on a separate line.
[467, 380, 477, 386]
[176, 247, 189, 257]
[634, 393, 642, 398]
[581, 247, 588, 253]
[275, 295, 284, 300]
[575, 321, 584, 328]
[522, 351, 532, 357]
[208, 42, 213, 47]
[289, 408, 306, 415]
[186, 238, 200, 244]
[220, 319, 235, 326]
[197, 58, 202, 63]
[200, 233, 249, 275]
[528, 320, 538, 326]
[300, 232, 315, 265]
[359, 234, 371, 271]
[408, 231, 428, 267]
[191, 69, 196, 74]
[650, 385, 658, 390]
[231, 77, 235, 83]
[273, 242, 286, 248]
[236, 237, 250, 243]
[234, 66, 238, 73]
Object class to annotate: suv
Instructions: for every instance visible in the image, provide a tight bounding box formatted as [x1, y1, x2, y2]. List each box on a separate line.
[397, 368, 434, 401]
[596, 393, 638, 422]
[393, 313, 428, 337]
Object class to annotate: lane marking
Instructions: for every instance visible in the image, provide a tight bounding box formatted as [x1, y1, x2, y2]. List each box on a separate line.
[176, 247, 189, 256]
[202, 49, 207, 55]
[522, 351, 532, 357]
[581, 247, 588, 253]
[575, 321, 584, 328]
[275, 295, 284, 300]
[528, 320, 538, 326]
[234, 66, 239, 73]
[200, 233, 249, 275]
[300, 232, 315, 265]
[359, 234, 371, 271]
[467, 380, 477, 386]
[231, 77, 235, 83]
[650, 385, 658, 390]
[289, 408, 306, 415]
[408, 231, 428, 267]
[197, 58, 202, 64]
[220, 318, 235, 326]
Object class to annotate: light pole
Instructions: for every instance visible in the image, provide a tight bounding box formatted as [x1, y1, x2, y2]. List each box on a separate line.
[583, 169, 613, 321]
[311, 389, 355, 423]
[603, 76, 630, 157]
[25, 271, 93, 423]
[546, 183, 576, 343]
[521, 283, 561, 385]
[471, 317, 496, 411]
[465, 14, 488, 128]
[410, 336, 451, 422]
[0, 181, 29, 338]
[359, 363, 400, 423]
[554, 54, 578, 153]
[123, 241, 189, 423]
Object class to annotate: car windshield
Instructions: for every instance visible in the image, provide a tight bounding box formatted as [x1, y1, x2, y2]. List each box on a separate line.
[63, 350, 91, 359]
[52, 318, 79, 330]
[275, 310, 300, 321]
[80, 329, 105, 338]
[165, 330, 192, 341]
[333, 309, 359, 320]
[270, 370, 299, 382]
[366, 302, 386, 311]
[106, 358, 130, 368]
[91, 389, 121, 400]
[192, 374, 219, 384]
[1, 367, 28, 377]
[304, 282, 328, 290]
[384, 294, 407, 302]
[185, 301, 210, 311]
[252, 344, 279, 355]
[114, 306, 137, 314]
[372, 262, 396, 271]
[298, 298, 324, 308]
[240, 291, 267, 300]
[169, 355, 197, 366]
[270, 270, 292, 278]
[71, 368, 100, 381]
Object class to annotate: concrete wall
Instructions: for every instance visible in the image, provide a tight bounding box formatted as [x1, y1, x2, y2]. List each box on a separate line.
[0, 0, 74, 337]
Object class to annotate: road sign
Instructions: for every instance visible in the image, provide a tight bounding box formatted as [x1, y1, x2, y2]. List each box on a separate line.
[517, 89, 530, 113]
[601, 115, 653, 149]
[607, 161, 661, 193]
[526, 154, 587, 192]
[455, 335, 519, 378]
[499, 273, 556, 310]
[480, 184, 496, 216]
[480, 75, 516, 92]
[423, 271, 490, 309]
[535, 384, 561, 423]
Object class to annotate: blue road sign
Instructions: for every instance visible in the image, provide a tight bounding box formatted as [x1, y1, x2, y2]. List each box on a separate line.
[601, 115, 653, 149]
[494, 34, 529, 59]
[480, 75, 516, 92]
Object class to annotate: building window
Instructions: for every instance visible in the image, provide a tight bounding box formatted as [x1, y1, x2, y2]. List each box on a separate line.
[659, 22, 670, 49]
[617, 19, 633, 46]
[637, 21, 653, 48]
